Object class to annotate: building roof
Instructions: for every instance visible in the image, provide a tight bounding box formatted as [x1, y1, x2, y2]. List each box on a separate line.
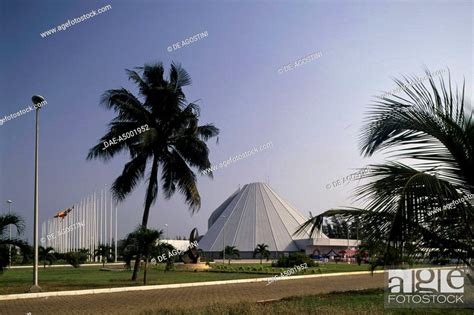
[199, 182, 327, 252]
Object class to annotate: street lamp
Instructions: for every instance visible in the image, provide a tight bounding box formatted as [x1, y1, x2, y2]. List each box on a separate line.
[222, 215, 226, 264]
[30, 95, 44, 292]
[6, 200, 12, 267]
[346, 221, 351, 264]
[164, 224, 168, 239]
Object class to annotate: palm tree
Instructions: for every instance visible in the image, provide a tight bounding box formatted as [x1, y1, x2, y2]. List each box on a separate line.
[153, 241, 175, 260]
[357, 69, 473, 266]
[94, 244, 113, 267]
[253, 244, 270, 264]
[123, 226, 162, 284]
[299, 69, 473, 267]
[87, 62, 219, 280]
[0, 214, 29, 273]
[39, 246, 56, 268]
[223, 245, 240, 265]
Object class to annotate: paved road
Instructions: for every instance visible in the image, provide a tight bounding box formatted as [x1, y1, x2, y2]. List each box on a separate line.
[0, 273, 384, 315]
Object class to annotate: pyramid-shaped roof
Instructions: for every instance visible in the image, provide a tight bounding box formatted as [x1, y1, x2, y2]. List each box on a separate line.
[199, 182, 327, 252]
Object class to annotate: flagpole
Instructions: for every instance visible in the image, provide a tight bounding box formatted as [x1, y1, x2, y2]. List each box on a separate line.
[80, 199, 83, 249]
[89, 194, 92, 261]
[110, 194, 113, 248]
[100, 189, 103, 246]
[104, 187, 107, 246]
[84, 196, 91, 260]
[115, 205, 118, 262]
[94, 191, 97, 262]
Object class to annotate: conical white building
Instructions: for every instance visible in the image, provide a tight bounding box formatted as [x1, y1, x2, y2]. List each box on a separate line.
[199, 182, 329, 257]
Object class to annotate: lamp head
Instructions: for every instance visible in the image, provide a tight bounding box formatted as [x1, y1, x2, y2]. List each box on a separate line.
[7, 200, 13, 204]
[32, 95, 45, 105]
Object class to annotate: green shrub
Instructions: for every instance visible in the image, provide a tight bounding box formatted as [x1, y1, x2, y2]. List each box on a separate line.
[64, 251, 88, 268]
[164, 260, 174, 271]
[271, 253, 317, 268]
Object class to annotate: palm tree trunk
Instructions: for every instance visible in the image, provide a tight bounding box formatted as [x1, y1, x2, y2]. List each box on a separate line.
[143, 256, 148, 285]
[131, 255, 141, 281]
[132, 156, 159, 281]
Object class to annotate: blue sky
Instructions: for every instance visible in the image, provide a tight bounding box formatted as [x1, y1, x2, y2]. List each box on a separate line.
[0, 0, 472, 242]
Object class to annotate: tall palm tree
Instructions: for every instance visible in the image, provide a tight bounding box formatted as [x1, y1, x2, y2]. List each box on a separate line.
[298, 69, 473, 266]
[223, 245, 240, 265]
[122, 226, 162, 284]
[87, 62, 219, 280]
[39, 246, 56, 268]
[94, 244, 114, 267]
[0, 213, 29, 273]
[253, 243, 270, 264]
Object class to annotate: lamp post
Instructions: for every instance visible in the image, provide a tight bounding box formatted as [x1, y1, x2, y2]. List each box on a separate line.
[6, 200, 13, 267]
[346, 221, 351, 264]
[164, 224, 168, 239]
[222, 215, 226, 264]
[30, 95, 44, 292]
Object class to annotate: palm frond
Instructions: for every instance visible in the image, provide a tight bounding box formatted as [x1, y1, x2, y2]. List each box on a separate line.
[0, 214, 24, 236]
[360, 69, 474, 190]
[111, 153, 148, 201]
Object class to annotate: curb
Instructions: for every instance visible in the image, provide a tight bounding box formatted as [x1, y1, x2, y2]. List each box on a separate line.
[9, 263, 124, 269]
[0, 270, 384, 301]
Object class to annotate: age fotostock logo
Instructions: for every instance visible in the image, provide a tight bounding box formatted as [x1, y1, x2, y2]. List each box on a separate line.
[385, 268, 472, 308]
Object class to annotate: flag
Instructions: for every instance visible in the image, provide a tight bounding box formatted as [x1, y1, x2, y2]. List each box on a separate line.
[54, 206, 74, 219]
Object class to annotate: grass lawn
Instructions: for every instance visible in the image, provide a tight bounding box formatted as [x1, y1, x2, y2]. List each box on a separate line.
[139, 288, 473, 315]
[0, 265, 263, 295]
[0, 262, 375, 295]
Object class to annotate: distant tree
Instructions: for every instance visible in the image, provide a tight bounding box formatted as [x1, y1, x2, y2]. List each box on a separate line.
[0, 213, 29, 273]
[223, 246, 240, 265]
[152, 241, 175, 260]
[253, 244, 270, 264]
[39, 246, 56, 268]
[94, 244, 114, 267]
[123, 226, 163, 284]
[64, 249, 89, 268]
